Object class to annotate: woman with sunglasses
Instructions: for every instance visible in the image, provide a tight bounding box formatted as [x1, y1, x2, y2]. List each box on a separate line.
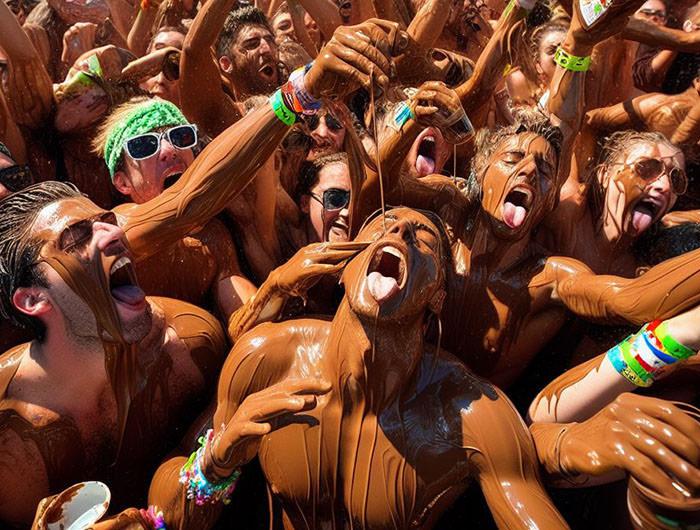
[93, 97, 257, 320]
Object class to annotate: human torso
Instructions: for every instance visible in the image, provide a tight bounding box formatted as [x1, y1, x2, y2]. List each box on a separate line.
[0, 298, 226, 519]
[249, 321, 494, 529]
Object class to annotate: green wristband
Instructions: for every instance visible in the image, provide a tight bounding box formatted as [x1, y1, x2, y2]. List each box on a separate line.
[620, 340, 653, 385]
[554, 47, 591, 72]
[270, 89, 297, 125]
[655, 321, 695, 361]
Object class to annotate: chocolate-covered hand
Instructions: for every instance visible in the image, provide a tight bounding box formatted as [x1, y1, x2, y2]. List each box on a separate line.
[559, 393, 700, 499]
[568, 0, 646, 48]
[409, 80, 471, 144]
[304, 18, 406, 100]
[271, 241, 369, 298]
[206, 379, 331, 478]
[61, 22, 98, 67]
[120, 46, 180, 81]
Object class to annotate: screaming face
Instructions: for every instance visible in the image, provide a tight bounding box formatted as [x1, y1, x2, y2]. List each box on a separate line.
[343, 208, 445, 322]
[31, 197, 151, 345]
[480, 133, 558, 239]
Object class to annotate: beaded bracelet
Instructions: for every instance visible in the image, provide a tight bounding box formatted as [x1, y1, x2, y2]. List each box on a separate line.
[140, 505, 166, 530]
[553, 47, 591, 72]
[179, 429, 241, 505]
[270, 89, 297, 125]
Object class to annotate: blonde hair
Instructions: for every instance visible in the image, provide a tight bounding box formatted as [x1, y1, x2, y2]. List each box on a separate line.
[92, 96, 154, 167]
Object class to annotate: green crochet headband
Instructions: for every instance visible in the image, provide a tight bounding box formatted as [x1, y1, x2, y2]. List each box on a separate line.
[104, 99, 188, 179]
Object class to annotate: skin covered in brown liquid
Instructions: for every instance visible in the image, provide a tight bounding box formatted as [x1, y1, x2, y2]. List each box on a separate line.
[160, 208, 568, 530]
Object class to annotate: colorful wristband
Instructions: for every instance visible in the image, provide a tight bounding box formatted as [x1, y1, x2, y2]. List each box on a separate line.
[270, 89, 297, 125]
[284, 62, 321, 115]
[140, 505, 166, 530]
[553, 47, 591, 72]
[652, 320, 695, 361]
[179, 429, 241, 505]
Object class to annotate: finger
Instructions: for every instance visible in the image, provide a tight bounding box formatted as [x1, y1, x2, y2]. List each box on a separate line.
[334, 31, 392, 80]
[622, 448, 688, 500]
[363, 18, 404, 55]
[331, 44, 389, 89]
[414, 106, 440, 118]
[248, 396, 310, 422]
[639, 398, 700, 448]
[306, 249, 363, 264]
[323, 52, 373, 94]
[631, 433, 700, 495]
[638, 417, 700, 468]
[239, 421, 272, 437]
[324, 240, 371, 251]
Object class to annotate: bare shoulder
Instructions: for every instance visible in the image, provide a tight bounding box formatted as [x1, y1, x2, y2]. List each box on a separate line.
[152, 296, 227, 352]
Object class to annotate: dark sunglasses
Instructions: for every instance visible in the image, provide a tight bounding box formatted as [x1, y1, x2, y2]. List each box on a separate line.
[0, 164, 32, 192]
[310, 188, 350, 211]
[638, 8, 666, 18]
[305, 113, 344, 132]
[123, 124, 198, 161]
[612, 157, 687, 195]
[58, 211, 119, 253]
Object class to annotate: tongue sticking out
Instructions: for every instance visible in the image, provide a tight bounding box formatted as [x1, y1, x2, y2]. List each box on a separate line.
[367, 271, 399, 302]
[503, 201, 527, 228]
[111, 285, 146, 307]
[416, 154, 436, 176]
[632, 204, 654, 233]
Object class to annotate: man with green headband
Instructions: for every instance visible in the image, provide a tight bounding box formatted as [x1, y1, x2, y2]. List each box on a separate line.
[0, 19, 399, 527]
[94, 97, 256, 321]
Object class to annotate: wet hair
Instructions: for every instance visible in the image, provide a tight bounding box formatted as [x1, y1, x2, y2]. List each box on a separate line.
[531, 21, 568, 64]
[147, 25, 187, 53]
[216, 6, 273, 58]
[0, 181, 83, 339]
[467, 108, 563, 201]
[589, 129, 680, 219]
[295, 152, 349, 202]
[633, 222, 700, 267]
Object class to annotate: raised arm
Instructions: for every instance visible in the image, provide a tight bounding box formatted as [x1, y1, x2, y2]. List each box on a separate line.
[405, 0, 451, 48]
[295, 0, 342, 41]
[622, 17, 700, 53]
[0, 1, 53, 129]
[178, 0, 243, 138]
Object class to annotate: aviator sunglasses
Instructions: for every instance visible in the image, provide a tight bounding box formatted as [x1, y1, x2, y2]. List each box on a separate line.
[610, 157, 687, 195]
[123, 124, 198, 161]
[58, 211, 119, 253]
[305, 113, 344, 132]
[310, 188, 350, 211]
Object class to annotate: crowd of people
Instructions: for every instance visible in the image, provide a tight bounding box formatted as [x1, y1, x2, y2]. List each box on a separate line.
[1, 0, 700, 528]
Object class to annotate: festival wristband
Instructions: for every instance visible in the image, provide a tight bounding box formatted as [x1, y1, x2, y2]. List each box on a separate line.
[140, 506, 166, 530]
[651, 320, 695, 361]
[607, 342, 652, 387]
[285, 62, 321, 115]
[179, 429, 241, 505]
[270, 89, 297, 125]
[387, 101, 414, 132]
[503, 0, 532, 17]
[553, 47, 591, 72]
[620, 340, 653, 384]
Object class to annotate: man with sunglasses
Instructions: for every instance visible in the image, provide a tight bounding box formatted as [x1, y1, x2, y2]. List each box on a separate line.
[0, 18, 405, 526]
[304, 109, 346, 160]
[94, 97, 256, 320]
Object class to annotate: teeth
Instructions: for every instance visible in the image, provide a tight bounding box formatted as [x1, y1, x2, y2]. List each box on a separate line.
[382, 246, 402, 259]
[110, 257, 131, 274]
[423, 136, 435, 143]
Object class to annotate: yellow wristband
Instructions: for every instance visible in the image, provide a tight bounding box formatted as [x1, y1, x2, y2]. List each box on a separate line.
[553, 47, 591, 72]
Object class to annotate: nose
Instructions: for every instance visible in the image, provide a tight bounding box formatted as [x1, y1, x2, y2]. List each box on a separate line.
[386, 220, 413, 243]
[517, 155, 538, 182]
[649, 171, 672, 193]
[258, 37, 272, 55]
[93, 221, 128, 256]
[159, 138, 177, 161]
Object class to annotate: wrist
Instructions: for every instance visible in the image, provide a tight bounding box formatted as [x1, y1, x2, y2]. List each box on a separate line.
[561, 33, 594, 60]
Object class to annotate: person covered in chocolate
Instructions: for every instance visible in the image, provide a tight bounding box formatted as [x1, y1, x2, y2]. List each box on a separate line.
[0, 18, 401, 527]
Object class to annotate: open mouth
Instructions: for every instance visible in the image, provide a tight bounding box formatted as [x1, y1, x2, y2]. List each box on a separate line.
[502, 187, 533, 229]
[416, 136, 437, 177]
[260, 64, 275, 79]
[366, 245, 406, 303]
[162, 172, 182, 191]
[631, 198, 661, 233]
[445, 61, 463, 87]
[109, 256, 146, 310]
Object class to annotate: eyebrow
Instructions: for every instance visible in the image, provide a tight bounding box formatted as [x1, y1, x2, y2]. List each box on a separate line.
[414, 222, 438, 238]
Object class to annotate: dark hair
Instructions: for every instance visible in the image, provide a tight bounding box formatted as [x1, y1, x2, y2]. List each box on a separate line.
[216, 6, 273, 58]
[295, 152, 348, 201]
[467, 107, 563, 201]
[633, 222, 700, 267]
[0, 181, 83, 339]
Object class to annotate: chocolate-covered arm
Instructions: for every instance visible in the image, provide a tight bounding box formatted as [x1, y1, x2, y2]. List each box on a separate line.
[127, 7, 159, 56]
[622, 17, 700, 53]
[543, 249, 700, 325]
[0, 1, 53, 129]
[671, 99, 700, 147]
[454, 0, 529, 129]
[179, 0, 242, 138]
[295, 0, 342, 41]
[530, 394, 700, 497]
[406, 0, 451, 48]
[226, 241, 368, 342]
[118, 104, 287, 260]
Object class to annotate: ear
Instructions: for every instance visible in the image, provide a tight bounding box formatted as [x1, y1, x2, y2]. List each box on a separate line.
[219, 55, 233, 74]
[273, 149, 283, 173]
[112, 170, 134, 197]
[12, 287, 52, 318]
[300, 194, 310, 214]
[693, 76, 700, 95]
[428, 288, 446, 315]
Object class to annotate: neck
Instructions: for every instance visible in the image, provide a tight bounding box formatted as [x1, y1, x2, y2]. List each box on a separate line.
[324, 300, 426, 410]
[468, 208, 533, 269]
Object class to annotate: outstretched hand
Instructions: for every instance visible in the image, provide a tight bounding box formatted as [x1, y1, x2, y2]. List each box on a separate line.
[568, 0, 647, 49]
[559, 393, 700, 500]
